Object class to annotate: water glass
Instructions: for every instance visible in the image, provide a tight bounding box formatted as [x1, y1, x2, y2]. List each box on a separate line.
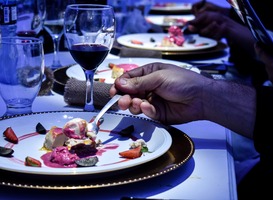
[0, 37, 44, 116]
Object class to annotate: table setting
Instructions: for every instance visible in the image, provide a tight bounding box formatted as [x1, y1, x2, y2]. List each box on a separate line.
[0, 1, 237, 199]
[0, 48, 236, 200]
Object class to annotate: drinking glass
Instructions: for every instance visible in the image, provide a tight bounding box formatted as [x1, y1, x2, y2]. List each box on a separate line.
[16, 0, 46, 37]
[64, 4, 115, 111]
[0, 37, 45, 116]
[43, 0, 74, 69]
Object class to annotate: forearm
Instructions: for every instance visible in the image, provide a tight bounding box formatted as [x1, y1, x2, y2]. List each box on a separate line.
[226, 21, 257, 58]
[203, 79, 256, 138]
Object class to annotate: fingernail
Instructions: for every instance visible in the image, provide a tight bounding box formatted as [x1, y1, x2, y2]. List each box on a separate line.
[119, 78, 127, 85]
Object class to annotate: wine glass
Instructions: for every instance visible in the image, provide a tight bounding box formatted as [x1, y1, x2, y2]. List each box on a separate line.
[43, 0, 74, 70]
[64, 4, 115, 111]
[16, 0, 46, 37]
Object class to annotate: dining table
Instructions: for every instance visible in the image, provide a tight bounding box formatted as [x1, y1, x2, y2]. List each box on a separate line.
[0, 42, 238, 200]
[0, 0, 240, 199]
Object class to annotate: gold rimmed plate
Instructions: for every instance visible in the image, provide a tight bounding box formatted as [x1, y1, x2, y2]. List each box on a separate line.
[117, 33, 218, 52]
[146, 15, 194, 27]
[0, 111, 172, 175]
[151, 3, 192, 12]
[0, 111, 194, 189]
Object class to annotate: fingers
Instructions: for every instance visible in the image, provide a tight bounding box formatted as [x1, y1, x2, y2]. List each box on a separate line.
[128, 98, 143, 115]
[192, 1, 207, 14]
[117, 95, 156, 118]
[188, 12, 227, 40]
[140, 101, 157, 119]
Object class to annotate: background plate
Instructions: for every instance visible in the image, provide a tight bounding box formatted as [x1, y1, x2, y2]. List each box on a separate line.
[117, 33, 218, 51]
[66, 58, 199, 83]
[151, 3, 192, 12]
[146, 15, 194, 27]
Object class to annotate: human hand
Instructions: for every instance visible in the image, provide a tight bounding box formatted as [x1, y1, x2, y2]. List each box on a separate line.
[191, 1, 230, 16]
[187, 11, 233, 40]
[110, 63, 211, 125]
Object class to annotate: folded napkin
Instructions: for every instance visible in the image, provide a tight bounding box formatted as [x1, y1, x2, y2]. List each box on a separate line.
[39, 67, 54, 96]
[64, 78, 119, 111]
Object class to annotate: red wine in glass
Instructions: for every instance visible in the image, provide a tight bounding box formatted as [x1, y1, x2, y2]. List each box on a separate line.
[16, 30, 37, 37]
[69, 44, 109, 71]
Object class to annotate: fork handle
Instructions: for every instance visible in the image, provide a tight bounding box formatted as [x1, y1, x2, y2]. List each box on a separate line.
[94, 94, 122, 124]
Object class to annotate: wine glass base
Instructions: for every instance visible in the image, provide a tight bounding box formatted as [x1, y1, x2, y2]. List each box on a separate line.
[84, 104, 95, 112]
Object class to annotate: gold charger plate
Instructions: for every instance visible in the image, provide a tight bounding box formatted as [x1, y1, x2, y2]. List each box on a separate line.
[0, 112, 194, 189]
[112, 41, 228, 60]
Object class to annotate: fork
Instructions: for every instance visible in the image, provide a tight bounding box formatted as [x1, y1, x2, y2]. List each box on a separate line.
[87, 94, 122, 135]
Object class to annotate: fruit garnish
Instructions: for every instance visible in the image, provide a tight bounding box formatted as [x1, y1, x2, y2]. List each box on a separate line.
[36, 122, 47, 134]
[108, 62, 117, 69]
[3, 127, 18, 144]
[119, 146, 142, 159]
[94, 78, 106, 82]
[25, 156, 42, 167]
[0, 146, 14, 157]
[130, 40, 143, 45]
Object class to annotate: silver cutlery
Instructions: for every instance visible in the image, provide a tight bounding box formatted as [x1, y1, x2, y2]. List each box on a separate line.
[88, 94, 122, 135]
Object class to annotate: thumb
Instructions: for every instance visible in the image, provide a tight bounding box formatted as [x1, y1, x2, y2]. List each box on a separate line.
[115, 74, 159, 97]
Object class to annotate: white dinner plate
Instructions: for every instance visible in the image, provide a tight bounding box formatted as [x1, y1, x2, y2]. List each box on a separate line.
[117, 33, 218, 51]
[146, 15, 194, 26]
[66, 58, 200, 83]
[0, 111, 172, 175]
[151, 3, 192, 12]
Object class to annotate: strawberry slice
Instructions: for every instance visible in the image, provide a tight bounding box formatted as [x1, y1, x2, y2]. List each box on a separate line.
[131, 40, 143, 45]
[25, 156, 42, 167]
[119, 146, 142, 159]
[3, 127, 18, 144]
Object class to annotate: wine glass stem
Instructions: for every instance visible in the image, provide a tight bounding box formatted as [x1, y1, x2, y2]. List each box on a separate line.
[51, 35, 62, 69]
[84, 70, 95, 111]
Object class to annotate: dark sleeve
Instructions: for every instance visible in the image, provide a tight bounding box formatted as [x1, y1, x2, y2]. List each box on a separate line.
[253, 86, 273, 156]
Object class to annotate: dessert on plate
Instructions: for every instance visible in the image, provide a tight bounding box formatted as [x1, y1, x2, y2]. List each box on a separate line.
[109, 63, 139, 79]
[161, 26, 186, 47]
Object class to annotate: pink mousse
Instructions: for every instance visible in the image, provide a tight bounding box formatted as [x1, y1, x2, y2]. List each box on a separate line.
[50, 146, 79, 167]
[116, 64, 139, 72]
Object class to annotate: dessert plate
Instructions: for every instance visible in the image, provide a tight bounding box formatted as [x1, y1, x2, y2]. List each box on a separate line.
[117, 33, 218, 51]
[146, 15, 194, 27]
[0, 111, 172, 175]
[0, 121, 194, 189]
[66, 58, 200, 84]
[151, 3, 192, 12]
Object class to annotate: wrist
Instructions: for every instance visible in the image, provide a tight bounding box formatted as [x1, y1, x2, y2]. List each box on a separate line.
[203, 80, 256, 137]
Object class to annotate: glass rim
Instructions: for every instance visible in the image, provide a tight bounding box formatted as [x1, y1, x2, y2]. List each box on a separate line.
[0, 37, 43, 44]
[67, 4, 113, 10]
